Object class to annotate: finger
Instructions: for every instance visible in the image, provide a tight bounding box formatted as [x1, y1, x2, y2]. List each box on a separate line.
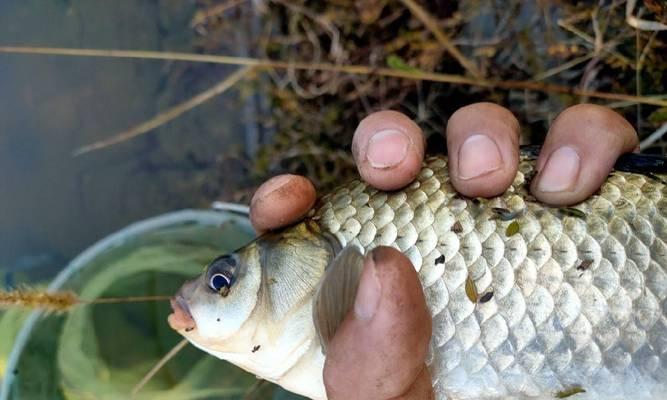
[249, 174, 316, 232]
[446, 102, 521, 197]
[324, 246, 433, 400]
[352, 111, 426, 191]
[531, 104, 638, 205]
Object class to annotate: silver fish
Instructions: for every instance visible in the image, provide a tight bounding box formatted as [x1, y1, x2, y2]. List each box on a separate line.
[169, 152, 667, 399]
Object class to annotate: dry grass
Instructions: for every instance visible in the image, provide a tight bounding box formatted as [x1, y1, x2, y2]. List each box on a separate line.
[0, 287, 171, 313]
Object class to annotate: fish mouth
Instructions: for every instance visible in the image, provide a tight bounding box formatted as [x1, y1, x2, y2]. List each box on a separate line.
[167, 295, 197, 332]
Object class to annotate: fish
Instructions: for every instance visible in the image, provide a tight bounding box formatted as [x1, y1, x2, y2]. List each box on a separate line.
[169, 149, 667, 399]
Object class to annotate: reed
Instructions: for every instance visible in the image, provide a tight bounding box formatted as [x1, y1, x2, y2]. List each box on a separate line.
[0, 287, 170, 313]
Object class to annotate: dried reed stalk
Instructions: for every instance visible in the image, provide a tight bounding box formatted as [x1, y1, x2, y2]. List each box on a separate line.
[0, 287, 171, 313]
[1, 46, 665, 107]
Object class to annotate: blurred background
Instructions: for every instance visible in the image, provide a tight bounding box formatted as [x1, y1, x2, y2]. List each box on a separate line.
[0, 0, 666, 398]
[1, 0, 666, 286]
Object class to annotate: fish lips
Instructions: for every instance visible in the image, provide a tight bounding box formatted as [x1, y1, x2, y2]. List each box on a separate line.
[168, 293, 197, 332]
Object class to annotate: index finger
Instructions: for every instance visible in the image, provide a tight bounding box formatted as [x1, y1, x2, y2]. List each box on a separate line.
[249, 174, 316, 233]
[352, 111, 426, 191]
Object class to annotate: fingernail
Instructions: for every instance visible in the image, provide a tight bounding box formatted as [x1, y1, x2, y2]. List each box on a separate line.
[457, 134, 502, 179]
[536, 146, 580, 192]
[354, 255, 381, 321]
[366, 129, 409, 168]
[259, 175, 292, 196]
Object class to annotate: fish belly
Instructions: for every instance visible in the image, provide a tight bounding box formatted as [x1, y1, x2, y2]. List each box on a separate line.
[314, 155, 667, 399]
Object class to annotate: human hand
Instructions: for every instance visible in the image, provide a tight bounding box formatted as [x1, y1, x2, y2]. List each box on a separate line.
[249, 103, 638, 399]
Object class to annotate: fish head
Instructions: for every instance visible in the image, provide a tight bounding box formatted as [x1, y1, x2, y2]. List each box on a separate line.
[168, 223, 336, 398]
[168, 244, 263, 352]
[168, 221, 335, 355]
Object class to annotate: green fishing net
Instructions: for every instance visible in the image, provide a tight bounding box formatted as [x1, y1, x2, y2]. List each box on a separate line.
[0, 211, 305, 400]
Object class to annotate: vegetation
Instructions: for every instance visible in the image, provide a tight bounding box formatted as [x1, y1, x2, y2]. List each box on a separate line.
[191, 0, 667, 195]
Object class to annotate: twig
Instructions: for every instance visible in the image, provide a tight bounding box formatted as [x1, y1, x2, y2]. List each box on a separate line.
[533, 53, 594, 81]
[640, 122, 667, 150]
[626, 0, 667, 30]
[398, 0, 482, 78]
[557, 18, 633, 67]
[73, 66, 254, 155]
[131, 338, 189, 397]
[82, 295, 172, 304]
[1, 46, 667, 107]
[191, 0, 247, 27]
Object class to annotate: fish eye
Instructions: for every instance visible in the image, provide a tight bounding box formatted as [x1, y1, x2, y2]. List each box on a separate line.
[209, 272, 233, 293]
[205, 254, 238, 296]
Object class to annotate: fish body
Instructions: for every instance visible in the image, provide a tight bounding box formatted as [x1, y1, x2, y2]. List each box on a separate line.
[173, 153, 667, 399]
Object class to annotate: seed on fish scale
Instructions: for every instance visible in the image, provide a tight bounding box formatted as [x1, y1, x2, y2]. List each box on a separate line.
[419, 250, 446, 287]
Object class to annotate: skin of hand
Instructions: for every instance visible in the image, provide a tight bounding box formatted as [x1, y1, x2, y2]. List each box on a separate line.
[249, 103, 638, 400]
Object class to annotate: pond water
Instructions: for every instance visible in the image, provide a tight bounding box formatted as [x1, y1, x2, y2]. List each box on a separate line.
[0, 1, 263, 286]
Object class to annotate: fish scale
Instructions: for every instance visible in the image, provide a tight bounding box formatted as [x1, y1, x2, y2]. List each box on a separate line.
[313, 155, 667, 399]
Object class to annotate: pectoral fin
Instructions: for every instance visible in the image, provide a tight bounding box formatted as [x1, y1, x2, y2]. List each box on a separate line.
[312, 244, 365, 354]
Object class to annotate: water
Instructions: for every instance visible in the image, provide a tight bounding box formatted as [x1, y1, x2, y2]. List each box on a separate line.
[0, 1, 260, 286]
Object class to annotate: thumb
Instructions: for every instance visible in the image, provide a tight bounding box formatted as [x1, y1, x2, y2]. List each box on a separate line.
[323, 246, 433, 400]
